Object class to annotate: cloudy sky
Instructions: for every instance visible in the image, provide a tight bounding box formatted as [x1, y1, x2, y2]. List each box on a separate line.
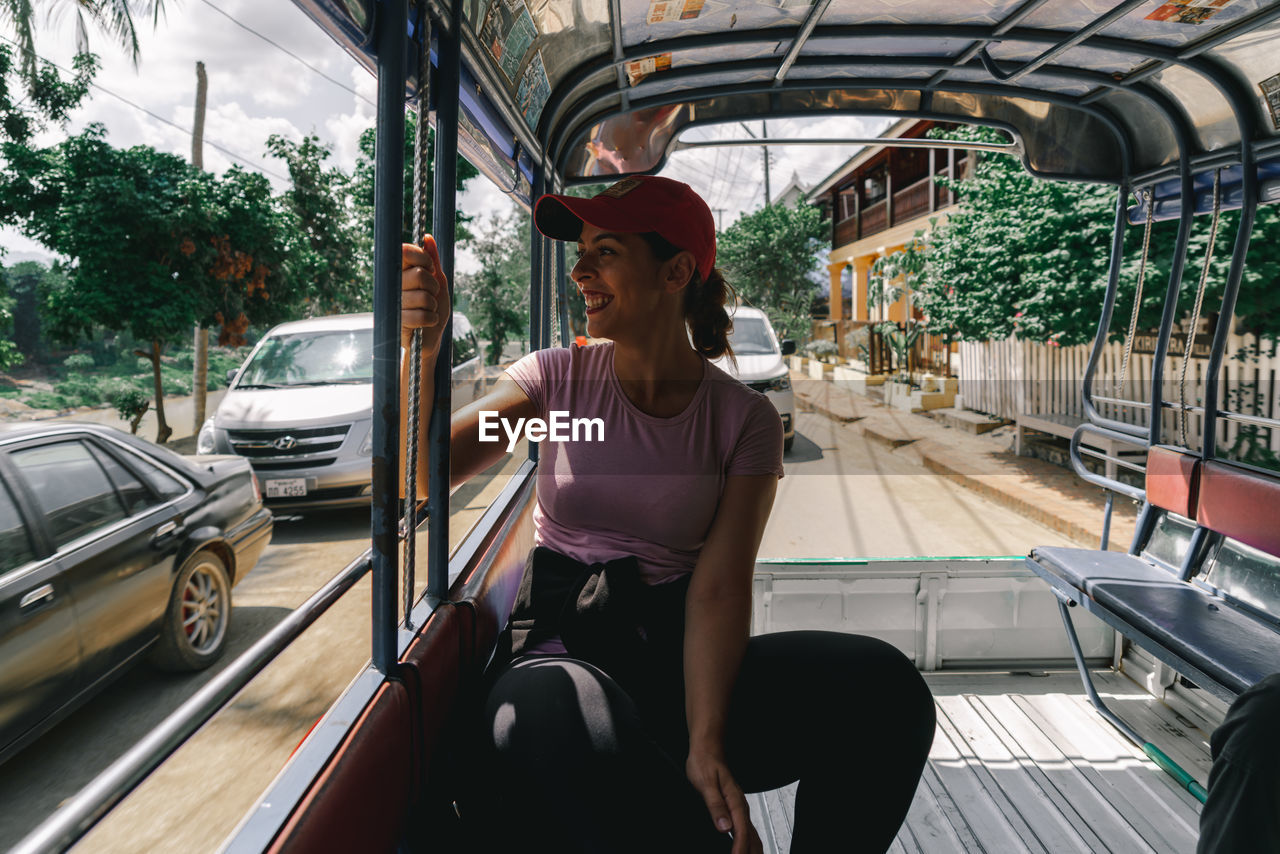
[1, 1, 891, 272]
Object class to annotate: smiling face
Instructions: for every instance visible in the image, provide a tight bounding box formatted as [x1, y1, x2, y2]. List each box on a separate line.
[572, 223, 692, 341]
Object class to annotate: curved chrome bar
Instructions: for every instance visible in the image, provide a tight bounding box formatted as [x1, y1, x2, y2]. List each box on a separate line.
[1069, 422, 1147, 502]
[1081, 185, 1150, 439]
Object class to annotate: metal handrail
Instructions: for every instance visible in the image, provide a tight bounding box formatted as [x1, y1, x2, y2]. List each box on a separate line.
[1158, 400, 1280, 431]
[1090, 394, 1150, 410]
[1076, 444, 1148, 475]
[11, 552, 373, 854]
[1069, 422, 1147, 501]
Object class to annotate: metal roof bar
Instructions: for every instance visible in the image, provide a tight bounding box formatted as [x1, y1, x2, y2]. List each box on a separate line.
[976, 0, 1150, 83]
[552, 73, 1146, 186]
[775, 0, 834, 84]
[551, 47, 1198, 177]
[1081, 0, 1280, 105]
[608, 0, 629, 111]
[927, 0, 1055, 88]
[673, 137, 1020, 154]
[539, 22, 1234, 150]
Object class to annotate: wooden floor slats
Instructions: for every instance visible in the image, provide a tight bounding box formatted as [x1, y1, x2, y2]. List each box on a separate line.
[747, 670, 1209, 853]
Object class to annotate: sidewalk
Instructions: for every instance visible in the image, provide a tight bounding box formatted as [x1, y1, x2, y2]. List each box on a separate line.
[791, 375, 1138, 550]
[4, 390, 226, 453]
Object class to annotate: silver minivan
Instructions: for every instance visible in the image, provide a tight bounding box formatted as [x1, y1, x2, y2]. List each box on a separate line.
[197, 312, 483, 510]
[710, 306, 797, 452]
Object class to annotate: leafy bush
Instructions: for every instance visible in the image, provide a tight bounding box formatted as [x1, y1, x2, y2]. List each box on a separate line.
[62, 353, 95, 371]
[805, 340, 839, 358]
[104, 381, 149, 434]
[53, 373, 103, 406]
[160, 372, 191, 396]
[23, 391, 69, 410]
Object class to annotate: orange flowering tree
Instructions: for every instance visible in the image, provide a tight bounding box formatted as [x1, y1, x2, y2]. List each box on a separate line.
[0, 124, 304, 442]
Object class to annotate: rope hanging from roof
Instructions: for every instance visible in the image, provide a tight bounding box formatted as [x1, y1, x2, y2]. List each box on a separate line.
[1116, 188, 1153, 401]
[1179, 169, 1221, 450]
[403, 11, 432, 629]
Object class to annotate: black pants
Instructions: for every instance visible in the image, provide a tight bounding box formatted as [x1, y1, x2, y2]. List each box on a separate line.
[1198, 672, 1280, 854]
[463, 631, 936, 853]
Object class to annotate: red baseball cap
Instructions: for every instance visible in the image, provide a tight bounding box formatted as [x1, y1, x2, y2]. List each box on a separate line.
[533, 176, 716, 280]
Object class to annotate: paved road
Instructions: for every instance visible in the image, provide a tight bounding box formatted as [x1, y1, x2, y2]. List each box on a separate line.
[0, 447, 524, 854]
[0, 410, 1075, 853]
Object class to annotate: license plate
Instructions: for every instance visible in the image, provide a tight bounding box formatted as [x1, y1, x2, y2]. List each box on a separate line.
[265, 478, 307, 498]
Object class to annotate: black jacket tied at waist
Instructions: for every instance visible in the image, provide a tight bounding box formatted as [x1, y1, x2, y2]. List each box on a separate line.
[499, 547, 692, 713]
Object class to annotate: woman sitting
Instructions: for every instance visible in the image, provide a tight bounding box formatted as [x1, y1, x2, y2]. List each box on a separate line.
[400, 175, 936, 853]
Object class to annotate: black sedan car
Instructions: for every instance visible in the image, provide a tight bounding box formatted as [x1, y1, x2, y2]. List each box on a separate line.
[0, 422, 272, 764]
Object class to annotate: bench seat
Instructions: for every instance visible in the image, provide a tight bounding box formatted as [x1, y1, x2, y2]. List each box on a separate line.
[1028, 447, 1280, 706]
[1033, 546, 1177, 592]
[1031, 546, 1280, 700]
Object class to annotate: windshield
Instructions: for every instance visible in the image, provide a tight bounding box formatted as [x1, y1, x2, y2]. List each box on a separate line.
[728, 317, 777, 356]
[238, 329, 373, 387]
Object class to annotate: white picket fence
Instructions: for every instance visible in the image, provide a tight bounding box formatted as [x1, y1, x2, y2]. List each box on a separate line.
[958, 332, 1280, 455]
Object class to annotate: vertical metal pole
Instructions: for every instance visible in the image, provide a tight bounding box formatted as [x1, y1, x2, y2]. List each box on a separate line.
[556, 240, 571, 347]
[541, 232, 553, 350]
[371, 0, 407, 674]
[528, 169, 545, 464]
[427, 0, 462, 601]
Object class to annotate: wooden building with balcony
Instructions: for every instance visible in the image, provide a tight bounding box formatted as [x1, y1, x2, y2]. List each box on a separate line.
[812, 119, 973, 328]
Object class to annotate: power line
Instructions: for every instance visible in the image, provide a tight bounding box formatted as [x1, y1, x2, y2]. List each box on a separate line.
[0, 32, 291, 183]
[195, 0, 374, 107]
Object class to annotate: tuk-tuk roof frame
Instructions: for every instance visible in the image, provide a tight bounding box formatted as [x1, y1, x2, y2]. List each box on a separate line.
[291, 0, 1280, 211]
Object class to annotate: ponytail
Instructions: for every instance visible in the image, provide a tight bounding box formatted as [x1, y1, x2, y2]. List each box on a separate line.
[640, 232, 737, 364]
[683, 267, 735, 363]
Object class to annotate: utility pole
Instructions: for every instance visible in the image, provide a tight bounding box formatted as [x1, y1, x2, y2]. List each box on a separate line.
[713, 208, 724, 231]
[192, 60, 209, 436]
[762, 120, 771, 206]
[739, 120, 772, 207]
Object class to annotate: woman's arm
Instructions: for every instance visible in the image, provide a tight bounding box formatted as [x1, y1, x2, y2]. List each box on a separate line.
[401, 240, 537, 497]
[684, 473, 777, 854]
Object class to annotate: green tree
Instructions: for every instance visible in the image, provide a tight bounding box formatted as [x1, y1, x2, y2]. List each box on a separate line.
[921, 125, 1115, 347]
[717, 202, 825, 342]
[920, 124, 1280, 344]
[1, 0, 164, 91]
[460, 210, 529, 365]
[0, 124, 302, 442]
[869, 230, 932, 376]
[266, 132, 367, 314]
[352, 110, 478, 248]
[0, 43, 94, 146]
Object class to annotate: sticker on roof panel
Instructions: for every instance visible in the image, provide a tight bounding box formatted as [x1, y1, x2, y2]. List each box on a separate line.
[1261, 73, 1280, 132]
[478, 0, 538, 82]
[647, 0, 705, 24]
[517, 49, 551, 131]
[626, 53, 672, 87]
[1145, 0, 1234, 25]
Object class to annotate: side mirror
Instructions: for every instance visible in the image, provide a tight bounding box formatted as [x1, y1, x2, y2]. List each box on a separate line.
[780, 339, 797, 356]
[226, 368, 238, 385]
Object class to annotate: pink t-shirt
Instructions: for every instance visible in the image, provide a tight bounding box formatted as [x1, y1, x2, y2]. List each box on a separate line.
[504, 342, 783, 653]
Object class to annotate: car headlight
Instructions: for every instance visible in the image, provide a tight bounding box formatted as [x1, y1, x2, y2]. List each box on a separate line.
[196, 418, 217, 454]
[766, 374, 791, 392]
[358, 426, 373, 456]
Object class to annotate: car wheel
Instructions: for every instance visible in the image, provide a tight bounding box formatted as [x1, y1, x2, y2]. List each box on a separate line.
[153, 551, 232, 672]
[784, 435, 795, 453]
